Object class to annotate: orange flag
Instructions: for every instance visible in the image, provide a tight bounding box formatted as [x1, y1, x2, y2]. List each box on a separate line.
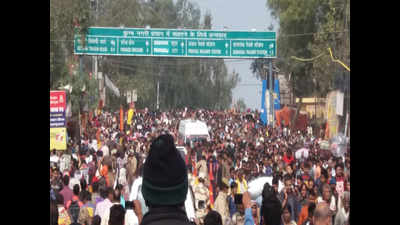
[208, 160, 215, 208]
[96, 128, 101, 149]
[192, 160, 197, 177]
[120, 106, 124, 132]
[208, 161, 214, 181]
[101, 165, 110, 187]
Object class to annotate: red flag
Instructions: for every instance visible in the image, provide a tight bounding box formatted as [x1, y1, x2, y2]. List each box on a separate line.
[209, 180, 214, 207]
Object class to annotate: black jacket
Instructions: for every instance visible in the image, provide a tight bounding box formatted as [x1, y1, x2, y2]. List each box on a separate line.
[140, 206, 195, 225]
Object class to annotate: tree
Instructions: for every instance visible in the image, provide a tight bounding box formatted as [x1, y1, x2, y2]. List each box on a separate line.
[264, 0, 349, 98]
[51, 0, 99, 119]
[50, 0, 91, 89]
[262, 0, 349, 128]
[51, 0, 239, 113]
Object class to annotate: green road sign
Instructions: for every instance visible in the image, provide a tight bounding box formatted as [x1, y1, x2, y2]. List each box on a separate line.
[74, 27, 276, 58]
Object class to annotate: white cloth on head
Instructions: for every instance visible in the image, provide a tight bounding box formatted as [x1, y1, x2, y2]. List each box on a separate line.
[50, 155, 60, 164]
[125, 209, 139, 225]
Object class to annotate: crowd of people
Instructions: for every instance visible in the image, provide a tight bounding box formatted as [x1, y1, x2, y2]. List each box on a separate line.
[50, 108, 350, 225]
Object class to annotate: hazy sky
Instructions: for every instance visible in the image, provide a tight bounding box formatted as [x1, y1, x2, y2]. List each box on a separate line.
[194, 0, 279, 110]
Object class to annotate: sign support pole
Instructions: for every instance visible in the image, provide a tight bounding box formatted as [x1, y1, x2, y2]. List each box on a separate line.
[269, 59, 274, 127]
[78, 55, 83, 150]
[157, 80, 159, 110]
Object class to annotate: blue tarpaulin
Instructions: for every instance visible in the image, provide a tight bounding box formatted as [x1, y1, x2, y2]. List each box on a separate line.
[274, 78, 281, 110]
[260, 80, 268, 125]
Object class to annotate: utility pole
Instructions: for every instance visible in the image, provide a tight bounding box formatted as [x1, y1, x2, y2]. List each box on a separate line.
[269, 58, 274, 127]
[157, 80, 160, 111]
[78, 55, 83, 149]
[157, 58, 161, 111]
[93, 0, 101, 107]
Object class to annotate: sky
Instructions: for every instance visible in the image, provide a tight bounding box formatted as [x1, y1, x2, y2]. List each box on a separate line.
[194, 0, 279, 110]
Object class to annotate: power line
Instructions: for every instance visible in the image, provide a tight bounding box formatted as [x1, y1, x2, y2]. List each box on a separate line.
[290, 47, 350, 72]
[280, 29, 349, 38]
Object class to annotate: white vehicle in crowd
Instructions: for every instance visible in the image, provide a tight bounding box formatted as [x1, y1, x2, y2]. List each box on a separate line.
[178, 119, 210, 146]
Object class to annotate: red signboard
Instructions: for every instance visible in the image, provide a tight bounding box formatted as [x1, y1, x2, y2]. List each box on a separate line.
[50, 91, 66, 109]
[50, 91, 66, 128]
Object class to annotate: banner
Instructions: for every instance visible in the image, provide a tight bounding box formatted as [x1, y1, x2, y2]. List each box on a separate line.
[105, 74, 120, 97]
[50, 91, 66, 128]
[336, 91, 344, 116]
[50, 91, 67, 150]
[132, 89, 137, 102]
[127, 108, 134, 126]
[260, 80, 268, 125]
[50, 127, 67, 150]
[274, 78, 281, 110]
[126, 90, 132, 104]
[326, 91, 339, 139]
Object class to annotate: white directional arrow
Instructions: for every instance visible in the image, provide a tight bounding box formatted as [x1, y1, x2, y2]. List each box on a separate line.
[146, 41, 149, 46]
[225, 43, 229, 48]
[181, 42, 185, 47]
[269, 43, 274, 49]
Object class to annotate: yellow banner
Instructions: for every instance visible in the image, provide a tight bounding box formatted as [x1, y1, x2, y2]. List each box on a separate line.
[325, 91, 339, 139]
[50, 127, 67, 150]
[127, 108, 134, 125]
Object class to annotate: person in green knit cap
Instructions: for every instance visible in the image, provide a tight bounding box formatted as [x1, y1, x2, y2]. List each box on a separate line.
[140, 133, 194, 225]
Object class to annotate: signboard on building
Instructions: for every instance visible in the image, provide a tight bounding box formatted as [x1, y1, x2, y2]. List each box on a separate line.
[50, 91, 67, 150]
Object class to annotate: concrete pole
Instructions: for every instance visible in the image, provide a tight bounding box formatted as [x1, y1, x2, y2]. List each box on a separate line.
[157, 80, 159, 110]
[269, 59, 274, 127]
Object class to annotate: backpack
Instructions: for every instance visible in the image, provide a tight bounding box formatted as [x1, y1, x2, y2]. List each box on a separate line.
[68, 200, 81, 223]
[261, 183, 282, 225]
